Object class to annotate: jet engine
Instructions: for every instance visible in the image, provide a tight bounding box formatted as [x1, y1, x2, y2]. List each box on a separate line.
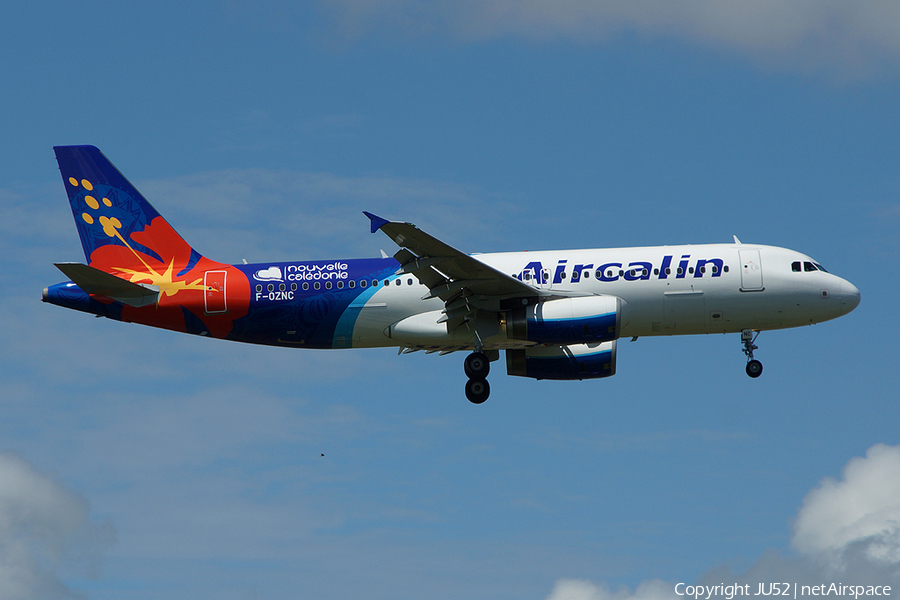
[506, 341, 617, 380]
[507, 295, 621, 345]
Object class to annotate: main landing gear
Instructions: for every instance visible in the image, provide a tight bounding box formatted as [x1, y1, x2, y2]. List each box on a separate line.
[741, 329, 763, 378]
[464, 351, 491, 404]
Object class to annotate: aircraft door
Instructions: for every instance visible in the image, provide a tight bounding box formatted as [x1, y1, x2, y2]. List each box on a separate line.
[204, 270, 228, 314]
[739, 249, 764, 291]
[522, 266, 552, 290]
[540, 268, 552, 290]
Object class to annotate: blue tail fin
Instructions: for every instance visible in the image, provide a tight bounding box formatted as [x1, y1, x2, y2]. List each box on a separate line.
[53, 145, 203, 269]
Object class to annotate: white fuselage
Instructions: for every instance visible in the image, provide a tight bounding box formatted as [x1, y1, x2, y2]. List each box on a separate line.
[347, 243, 860, 351]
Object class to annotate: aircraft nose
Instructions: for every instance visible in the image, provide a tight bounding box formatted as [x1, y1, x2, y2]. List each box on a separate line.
[839, 280, 861, 315]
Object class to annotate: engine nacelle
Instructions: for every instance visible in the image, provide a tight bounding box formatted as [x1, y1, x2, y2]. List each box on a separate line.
[506, 342, 617, 380]
[508, 295, 621, 345]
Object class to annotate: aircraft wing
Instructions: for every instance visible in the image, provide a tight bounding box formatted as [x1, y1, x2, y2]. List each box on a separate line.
[364, 212, 539, 303]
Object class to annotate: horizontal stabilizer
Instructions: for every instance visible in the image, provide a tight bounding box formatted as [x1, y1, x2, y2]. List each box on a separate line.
[54, 262, 160, 307]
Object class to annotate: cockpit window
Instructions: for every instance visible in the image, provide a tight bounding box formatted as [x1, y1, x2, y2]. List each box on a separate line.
[794, 260, 829, 273]
[793, 260, 829, 273]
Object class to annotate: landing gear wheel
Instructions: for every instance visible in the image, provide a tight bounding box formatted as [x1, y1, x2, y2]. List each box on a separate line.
[464, 352, 490, 379]
[465, 378, 490, 404]
[740, 329, 763, 378]
[746, 360, 763, 378]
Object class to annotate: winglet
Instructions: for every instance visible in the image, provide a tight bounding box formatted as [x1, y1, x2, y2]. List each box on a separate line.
[363, 211, 390, 234]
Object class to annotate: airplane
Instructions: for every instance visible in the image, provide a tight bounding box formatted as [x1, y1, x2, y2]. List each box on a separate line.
[43, 145, 861, 403]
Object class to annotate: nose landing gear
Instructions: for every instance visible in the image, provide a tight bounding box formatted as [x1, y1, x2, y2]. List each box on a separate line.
[741, 329, 763, 378]
[464, 350, 491, 404]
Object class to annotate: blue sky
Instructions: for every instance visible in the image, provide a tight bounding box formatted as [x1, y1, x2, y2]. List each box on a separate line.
[1, 2, 899, 599]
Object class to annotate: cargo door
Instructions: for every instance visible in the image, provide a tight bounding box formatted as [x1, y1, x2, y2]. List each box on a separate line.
[663, 290, 706, 334]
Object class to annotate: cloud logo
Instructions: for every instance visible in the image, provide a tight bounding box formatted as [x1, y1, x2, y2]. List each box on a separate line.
[253, 267, 283, 282]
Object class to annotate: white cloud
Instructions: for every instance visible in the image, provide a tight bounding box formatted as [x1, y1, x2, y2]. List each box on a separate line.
[0, 452, 114, 600]
[322, 0, 900, 79]
[548, 579, 676, 600]
[546, 444, 900, 600]
[793, 443, 900, 564]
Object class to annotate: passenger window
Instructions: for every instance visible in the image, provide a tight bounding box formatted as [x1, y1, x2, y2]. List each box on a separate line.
[407, 278, 413, 285]
[360, 280, 367, 288]
[395, 279, 401, 286]
[792, 261, 802, 272]
[267, 283, 274, 292]
[291, 283, 297, 291]
[279, 283, 286, 291]
[373, 280, 378, 286]
[302, 282, 309, 291]
[256, 284, 262, 292]
[337, 281, 344, 289]
[349, 280, 355, 289]
[314, 282, 321, 290]
[325, 281, 332, 289]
